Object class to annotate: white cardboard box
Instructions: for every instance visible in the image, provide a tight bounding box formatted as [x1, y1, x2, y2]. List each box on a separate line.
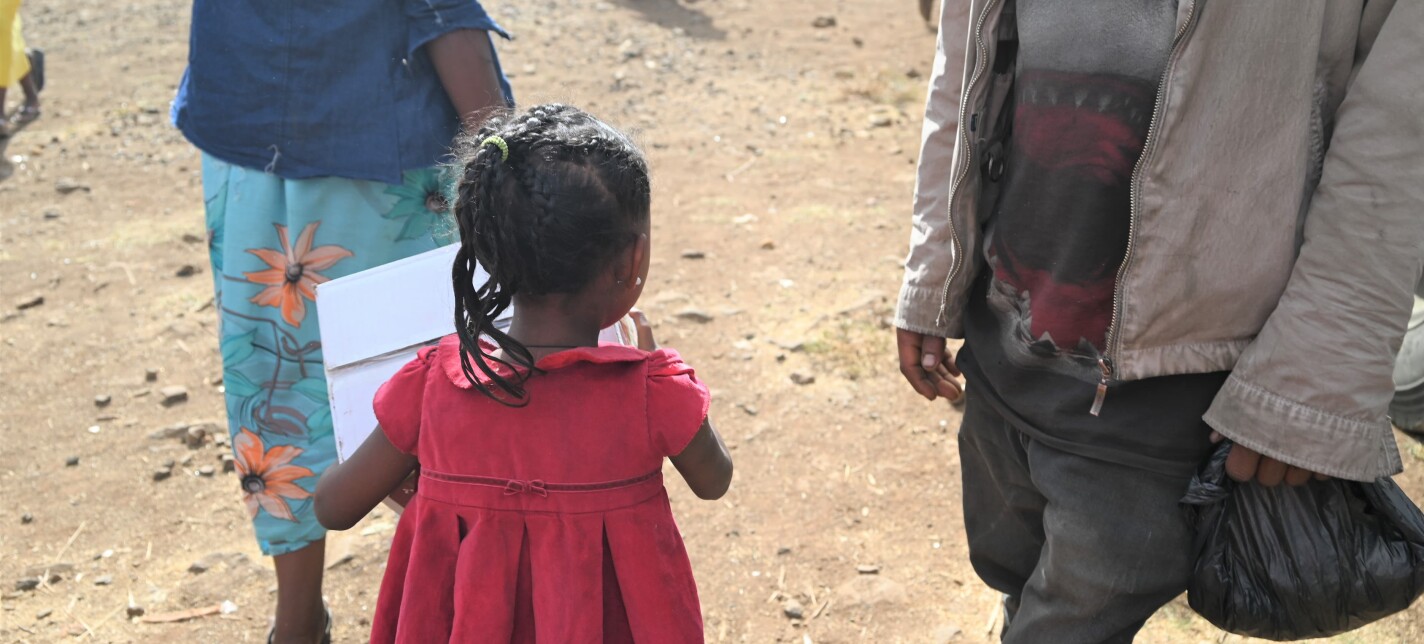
[315, 244, 629, 462]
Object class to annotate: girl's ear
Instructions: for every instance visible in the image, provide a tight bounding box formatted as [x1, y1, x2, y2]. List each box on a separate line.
[617, 233, 649, 286]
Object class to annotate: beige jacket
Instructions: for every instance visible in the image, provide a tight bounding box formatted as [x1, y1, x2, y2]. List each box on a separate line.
[897, 0, 1424, 480]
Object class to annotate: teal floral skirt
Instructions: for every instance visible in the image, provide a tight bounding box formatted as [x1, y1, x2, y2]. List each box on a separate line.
[203, 154, 454, 556]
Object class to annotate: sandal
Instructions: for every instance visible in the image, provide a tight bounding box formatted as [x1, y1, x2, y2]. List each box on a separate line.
[16, 105, 40, 123]
[26, 49, 44, 94]
[266, 604, 332, 644]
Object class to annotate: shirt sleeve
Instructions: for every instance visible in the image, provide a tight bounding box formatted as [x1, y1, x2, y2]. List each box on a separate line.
[404, 0, 512, 59]
[373, 346, 437, 455]
[646, 350, 712, 458]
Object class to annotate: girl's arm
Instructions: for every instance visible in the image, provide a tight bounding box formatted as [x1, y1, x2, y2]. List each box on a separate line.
[671, 418, 733, 500]
[314, 427, 417, 530]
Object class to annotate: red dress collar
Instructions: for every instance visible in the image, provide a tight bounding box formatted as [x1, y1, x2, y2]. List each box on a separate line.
[437, 334, 650, 389]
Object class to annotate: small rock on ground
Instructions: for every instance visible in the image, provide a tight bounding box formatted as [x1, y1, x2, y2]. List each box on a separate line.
[675, 308, 715, 323]
[790, 372, 816, 386]
[153, 469, 172, 482]
[680, 249, 706, 259]
[812, 16, 837, 28]
[15, 294, 44, 310]
[198, 465, 216, 477]
[21, 513, 34, 524]
[782, 598, 805, 619]
[834, 575, 907, 609]
[126, 603, 145, 618]
[159, 386, 189, 407]
[93, 575, 112, 586]
[94, 394, 111, 407]
[64, 456, 79, 467]
[145, 368, 160, 382]
[36, 608, 53, 619]
[54, 178, 90, 194]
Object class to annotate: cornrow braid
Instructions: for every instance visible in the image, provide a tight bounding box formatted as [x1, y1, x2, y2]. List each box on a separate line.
[448, 104, 651, 405]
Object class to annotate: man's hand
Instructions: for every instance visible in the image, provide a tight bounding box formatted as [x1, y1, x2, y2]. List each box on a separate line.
[1216, 432, 1329, 487]
[896, 328, 963, 402]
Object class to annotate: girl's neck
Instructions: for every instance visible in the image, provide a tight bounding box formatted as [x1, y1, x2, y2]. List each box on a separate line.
[505, 294, 607, 360]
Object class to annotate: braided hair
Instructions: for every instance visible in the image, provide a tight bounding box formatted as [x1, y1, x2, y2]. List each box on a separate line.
[450, 104, 651, 405]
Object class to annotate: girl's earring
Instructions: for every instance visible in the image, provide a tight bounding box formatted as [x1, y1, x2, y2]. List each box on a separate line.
[635, 277, 643, 287]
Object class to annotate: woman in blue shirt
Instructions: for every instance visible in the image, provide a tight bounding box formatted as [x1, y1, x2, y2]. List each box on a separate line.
[173, 2, 513, 641]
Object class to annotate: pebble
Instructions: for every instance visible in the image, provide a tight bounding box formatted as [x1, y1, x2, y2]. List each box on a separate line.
[54, 178, 90, 194]
[790, 372, 816, 386]
[738, 404, 759, 416]
[834, 575, 907, 609]
[812, 15, 837, 28]
[220, 454, 237, 473]
[857, 564, 881, 575]
[15, 294, 44, 310]
[175, 264, 199, 278]
[198, 465, 216, 477]
[43, 208, 61, 220]
[149, 422, 189, 440]
[94, 394, 111, 407]
[93, 575, 112, 586]
[933, 624, 964, 643]
[869, 108, 897, 128]
[14, 578, 39, 592]
[782, 598, 806, 620]
[187, 560, 210, 574]
[152, 468, 172, 482]
[159, 386, 189, 407]
[21, 513, 33, 524]
[680, 249, 706, 260]
[126, 603, 145, 618]
[64, 456, 79, 467]
[145, 368, 160, 382]
[181, 232, 204, 244]
[776, 546, 793, 556]
[185, 425, 208, 448]
[675, 308, 715, 323]
[36, 608, 52, 620]
[760, 240, 776, 250]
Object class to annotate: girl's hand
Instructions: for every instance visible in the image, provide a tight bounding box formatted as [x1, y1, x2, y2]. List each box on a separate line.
[629, 309, 658, 351]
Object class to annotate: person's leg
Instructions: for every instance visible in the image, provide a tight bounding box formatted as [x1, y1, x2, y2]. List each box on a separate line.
[271, 539, 328, 643]
[204, 155, 332, 644]
[957, 389, 1047, 623]
[1001, 438, 1202, 644]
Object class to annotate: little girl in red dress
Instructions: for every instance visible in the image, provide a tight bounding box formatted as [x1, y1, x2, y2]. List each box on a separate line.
[314, 104, 734, 643]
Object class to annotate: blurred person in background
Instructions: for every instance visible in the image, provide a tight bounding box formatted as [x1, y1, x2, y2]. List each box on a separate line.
[896, 0, 1422, 641]
[0, 0, 42, 136]
[171, 1, 513, 641]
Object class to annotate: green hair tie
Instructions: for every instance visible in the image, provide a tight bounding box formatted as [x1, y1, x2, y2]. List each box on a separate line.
[481, 135, 510, 162]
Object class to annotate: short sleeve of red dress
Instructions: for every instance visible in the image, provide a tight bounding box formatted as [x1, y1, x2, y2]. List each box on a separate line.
[373, 346, 437, 455]
[646, 349, 711, 457]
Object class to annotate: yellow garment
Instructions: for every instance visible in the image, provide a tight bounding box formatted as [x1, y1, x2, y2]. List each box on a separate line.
[1, 0, 30, 89]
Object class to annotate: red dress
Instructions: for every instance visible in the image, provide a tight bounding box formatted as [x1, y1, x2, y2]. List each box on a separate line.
[369, 335, 710, 643]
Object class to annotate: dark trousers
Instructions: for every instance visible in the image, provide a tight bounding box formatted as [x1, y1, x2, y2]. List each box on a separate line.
[958, 390, 1202, 643]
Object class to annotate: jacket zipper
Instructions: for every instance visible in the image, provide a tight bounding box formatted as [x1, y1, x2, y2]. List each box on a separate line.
[1093, 0, 1202, 416]
[935, 0, 1003, 328]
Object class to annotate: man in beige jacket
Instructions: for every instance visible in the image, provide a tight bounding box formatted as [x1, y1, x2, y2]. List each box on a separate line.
[896, 0, 1422, 640]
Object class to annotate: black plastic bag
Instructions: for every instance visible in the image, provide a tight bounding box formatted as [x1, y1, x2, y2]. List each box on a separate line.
[1181, 440, 1424, 640]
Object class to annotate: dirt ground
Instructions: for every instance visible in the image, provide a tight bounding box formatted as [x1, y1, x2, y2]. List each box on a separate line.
[3, 0, 1424, 642]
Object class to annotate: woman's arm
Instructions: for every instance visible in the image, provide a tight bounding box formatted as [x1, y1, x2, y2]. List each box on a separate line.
[314, 427, 418, 530]
[670, 419, 733, 500]
[426, 29, 507, 127]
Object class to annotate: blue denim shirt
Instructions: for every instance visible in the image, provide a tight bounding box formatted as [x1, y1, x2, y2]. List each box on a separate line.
[172, 0, 513, 184]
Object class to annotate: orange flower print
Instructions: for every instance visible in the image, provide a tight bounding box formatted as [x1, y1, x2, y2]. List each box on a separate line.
[234, 428, 314, 521]
[243, 222, 352, 327]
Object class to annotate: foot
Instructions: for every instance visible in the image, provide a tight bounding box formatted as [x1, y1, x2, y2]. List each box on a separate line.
[267, 604, 331, 644]
[16, 103, 40, 123]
